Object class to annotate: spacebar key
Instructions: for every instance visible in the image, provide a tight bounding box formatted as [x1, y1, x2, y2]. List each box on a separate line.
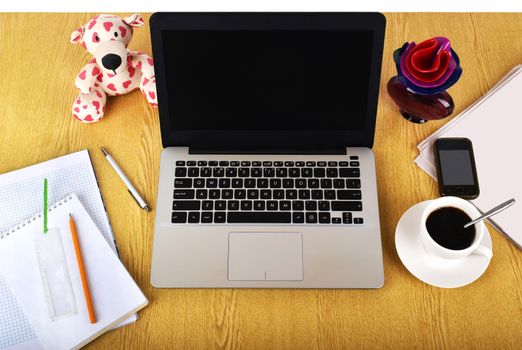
[227, 212, 291, 223]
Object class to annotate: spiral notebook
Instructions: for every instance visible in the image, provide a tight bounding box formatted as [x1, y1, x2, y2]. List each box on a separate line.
[0, 150, 135, 349]
[0, 194, 148, 350]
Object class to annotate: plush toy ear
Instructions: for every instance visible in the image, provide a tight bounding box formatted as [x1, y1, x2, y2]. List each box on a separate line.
[123, 14, 144, 28]
[70, 27, 84, 44]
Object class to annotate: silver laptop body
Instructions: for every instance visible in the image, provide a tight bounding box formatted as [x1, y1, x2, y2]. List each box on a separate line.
[149, 12, 386, 288]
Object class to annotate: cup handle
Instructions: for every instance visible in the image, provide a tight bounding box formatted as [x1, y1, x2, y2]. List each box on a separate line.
[472, 245, 493, 260]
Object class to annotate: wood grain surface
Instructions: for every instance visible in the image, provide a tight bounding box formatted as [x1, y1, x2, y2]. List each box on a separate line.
[0, 12, 521, 350]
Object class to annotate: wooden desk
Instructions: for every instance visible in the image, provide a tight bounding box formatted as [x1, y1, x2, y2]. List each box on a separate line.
[1, 13, 521, 350]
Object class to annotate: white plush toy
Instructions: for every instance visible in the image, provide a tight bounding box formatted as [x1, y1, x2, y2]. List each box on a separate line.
[70, 14, 157, 123]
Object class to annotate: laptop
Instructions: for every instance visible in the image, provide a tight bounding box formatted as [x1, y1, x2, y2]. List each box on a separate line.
[150, 13, 386, 288]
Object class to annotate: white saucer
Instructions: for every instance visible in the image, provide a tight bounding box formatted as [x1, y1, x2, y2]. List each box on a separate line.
[395, 201, 492, 288]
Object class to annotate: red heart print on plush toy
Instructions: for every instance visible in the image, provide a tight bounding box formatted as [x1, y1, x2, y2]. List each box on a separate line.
[70, 14, 158, 123]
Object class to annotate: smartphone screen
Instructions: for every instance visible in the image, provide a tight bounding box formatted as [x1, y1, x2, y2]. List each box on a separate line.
[434, 138, 480, 199]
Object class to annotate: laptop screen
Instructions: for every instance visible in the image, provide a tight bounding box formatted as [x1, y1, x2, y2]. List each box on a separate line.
[161, 30, 373, 132]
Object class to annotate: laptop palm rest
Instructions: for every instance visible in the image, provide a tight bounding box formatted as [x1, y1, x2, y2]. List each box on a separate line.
[228, 233, 303, 281]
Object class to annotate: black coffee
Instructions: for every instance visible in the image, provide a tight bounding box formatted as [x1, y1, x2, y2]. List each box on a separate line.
[426, 207, 476, 250]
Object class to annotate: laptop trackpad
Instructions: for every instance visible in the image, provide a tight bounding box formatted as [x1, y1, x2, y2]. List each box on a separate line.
[228, 232, 303, 281]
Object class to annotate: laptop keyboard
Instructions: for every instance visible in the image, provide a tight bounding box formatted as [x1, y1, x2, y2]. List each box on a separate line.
[171, 158, 364, 224]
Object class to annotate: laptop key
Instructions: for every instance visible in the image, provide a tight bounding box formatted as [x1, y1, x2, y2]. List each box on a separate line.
[254, 201, 265, 210]
[257, 179, 268, 188]
[227, 212, 291, 223]
[230, 161, 240, 166]
[219, 161, 229, 166]
[339, 161, 349, 167]
[327, 168, 338, 178]
[301, 168, 312, 177]
[173, 189, 194, 199]
[174, 179, 192, 188]
[350, 156, 359, 160]
[334, 179, 345, 188]
[320, 179, 332, 188]
[305, 201, 317, 211]
[209, 190, 220, 199]
[270, 179, 281, 188]
[276, 168, 288, 177]
[209, 161, 218, 166]
[317, 161, 327, 167]
[241, 201, 253, 210]
[283, 179, 294, 188]
[241, 161, 251, 166]
[171, 212, 187, 223]
[289, 168, 300, 177]
[175, 167, 187, 177]
[292, 201, 304, 211]
[201, 212, 213, 223]
[264, 168, 275, 177]
[319, 201, 330, 211]
[267, 201, 278, 210]
[296, 179, 307, 188]
[215, 212, 226, 223]
[234, 190, 246, 199]
[332, 201, 363, 211]
[286, 190, 297, 199]
[247, 189, 259, 199]
[354, 218, 364, 224]
[314, 168, 326, 177]
[226, 168, 237, 177]
[298, 190, 310, 199]
[273, 190, 284, 199]
[339, 168, 360, 178]
[245, 179, 256, 188]
[280, 201, 291, 211]
[201, 168, 212, 177]
[311, 190, 323, 199]
[260, 190, 271, 199]
[187, 161, 196, 166]
[219, 178, 231, 188]
[252, 161, 261, 166]
[343, 212, 353, 224]
[251, 168, 262, 177]
[176, 161, 186, 166]
[188, 212, 200, 223]
[213, 168, 224, 177]
[232, 179, 243, 188]
[188, 167, 199, 177]
[222, 189, 233, 199]
[346, 179, 361, 188]
[308, 179, 319, 188]
[239, 168, 250, 177]
[337, 190, 362, 200]
[196, 190, 207, 199]
[194, 179, 205, 188]
[202, 201, 213, 210]
[228, 201, 239, 210]
[350, 161, 360, 167]
[324, 190, 336, 199]
[306, 212, 317, 223]
[215, 201, 226, 210]
[319, 212, 331, 224]
[293, 212, 304, 223]
[332, 217, 342, 224]
[198, 161, 207, 166]
[206, 179, 217, 188]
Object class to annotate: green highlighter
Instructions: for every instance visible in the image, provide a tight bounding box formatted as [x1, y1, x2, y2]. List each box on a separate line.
[43, 178, 48, 233]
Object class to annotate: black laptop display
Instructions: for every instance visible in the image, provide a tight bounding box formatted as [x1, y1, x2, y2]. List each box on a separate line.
[151, 13, 385, 152]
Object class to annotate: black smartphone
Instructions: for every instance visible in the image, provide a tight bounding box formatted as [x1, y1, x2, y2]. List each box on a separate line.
[434, 138, 480, 199]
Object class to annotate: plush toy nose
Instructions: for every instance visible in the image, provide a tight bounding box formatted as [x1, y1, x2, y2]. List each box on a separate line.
[101, 54, 122, 71]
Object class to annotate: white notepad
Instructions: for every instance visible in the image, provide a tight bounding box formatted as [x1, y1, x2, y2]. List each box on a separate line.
[415, 65, 522, 248]
[0, 194, 148, 350]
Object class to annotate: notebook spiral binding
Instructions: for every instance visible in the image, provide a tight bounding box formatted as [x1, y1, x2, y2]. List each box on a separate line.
[0, 195, 74, 239]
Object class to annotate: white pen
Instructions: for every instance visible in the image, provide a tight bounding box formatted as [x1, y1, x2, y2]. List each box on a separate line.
[100, 146, 150, 212]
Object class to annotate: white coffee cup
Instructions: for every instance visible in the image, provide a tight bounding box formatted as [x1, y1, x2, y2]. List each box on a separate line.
[420, 196, 492, 260]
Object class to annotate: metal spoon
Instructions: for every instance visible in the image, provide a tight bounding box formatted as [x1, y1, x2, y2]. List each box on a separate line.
[464, 198, 516, 228]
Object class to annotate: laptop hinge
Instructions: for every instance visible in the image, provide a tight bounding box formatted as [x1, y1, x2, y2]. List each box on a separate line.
[189, 146, 347, 155]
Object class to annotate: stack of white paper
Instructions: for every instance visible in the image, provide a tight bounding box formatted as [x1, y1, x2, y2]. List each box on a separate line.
[415, 65, 522, 249]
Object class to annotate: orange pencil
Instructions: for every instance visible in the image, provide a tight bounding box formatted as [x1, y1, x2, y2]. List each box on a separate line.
[69, 214, 97, 324]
